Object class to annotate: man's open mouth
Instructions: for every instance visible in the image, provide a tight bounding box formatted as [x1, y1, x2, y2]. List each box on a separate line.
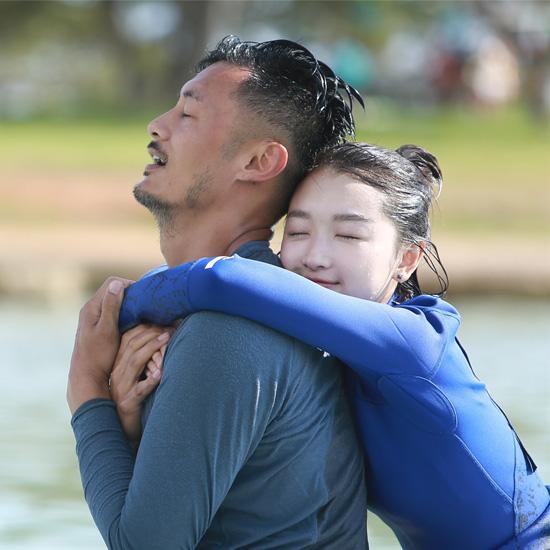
[148, 146, 168, 166]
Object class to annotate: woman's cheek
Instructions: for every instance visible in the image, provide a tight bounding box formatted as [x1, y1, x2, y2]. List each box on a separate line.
[280, 240, 299, 270]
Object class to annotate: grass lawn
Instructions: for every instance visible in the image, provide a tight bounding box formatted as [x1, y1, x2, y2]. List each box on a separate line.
[355, 101, 550, 235]
[2, 103, 549, 237]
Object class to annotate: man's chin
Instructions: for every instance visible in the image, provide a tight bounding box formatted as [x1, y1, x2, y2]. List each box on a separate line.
[133, 184, 173, 221]
[133, 182, 154, 207]
[134, 176, 154, 194]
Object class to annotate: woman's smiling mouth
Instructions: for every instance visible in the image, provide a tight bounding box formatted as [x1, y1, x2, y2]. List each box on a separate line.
[306, 278, 339, 289]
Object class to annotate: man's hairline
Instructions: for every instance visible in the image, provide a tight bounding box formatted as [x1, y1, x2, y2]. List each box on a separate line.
[192, 61, 292, 147]
[226, 72, 300, 187]
[193, 59, 302, 211]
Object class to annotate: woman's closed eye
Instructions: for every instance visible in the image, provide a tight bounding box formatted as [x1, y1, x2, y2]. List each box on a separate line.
[336, 234, 361, 240]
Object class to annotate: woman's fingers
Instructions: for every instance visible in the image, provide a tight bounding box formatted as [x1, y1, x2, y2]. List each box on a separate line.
[111, 324, 169, 442]
[134, 369, 162, 401]
[116, 325, 155, 366]
[145, 359, 158, 378]
[116, 330, 170, 374]
[125, 333, 169, 373]
[111, 329, 169, 406]
[120, 324, 151, 346]
[119, 323, 173, 358]
[152, 351, 163, 368]
[115, 360, 162, 412]
[123, 326, 166, 354]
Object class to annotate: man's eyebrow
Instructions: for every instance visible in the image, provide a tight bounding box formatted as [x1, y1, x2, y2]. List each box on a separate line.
[178, 89, 203, 102]
[286, 210, 310, 219]
[333, 213, 372, 223]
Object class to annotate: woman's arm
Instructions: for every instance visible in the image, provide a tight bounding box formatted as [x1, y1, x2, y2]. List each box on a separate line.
[120, 255, 460, 378]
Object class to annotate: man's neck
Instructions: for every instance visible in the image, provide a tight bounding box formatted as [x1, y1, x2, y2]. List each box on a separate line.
[159, 213, 273, 267]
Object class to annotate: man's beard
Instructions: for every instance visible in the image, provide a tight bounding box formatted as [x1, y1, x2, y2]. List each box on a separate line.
[133, 184, 176, 234]
[133, 171, 213, 234]
[183, 171, 213, 210]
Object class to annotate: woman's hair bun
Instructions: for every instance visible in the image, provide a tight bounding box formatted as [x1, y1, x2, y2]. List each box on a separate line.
[395, 144, 443, 197]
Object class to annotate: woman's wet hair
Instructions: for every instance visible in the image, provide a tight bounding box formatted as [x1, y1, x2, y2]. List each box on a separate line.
[315, 142, 449, 301]
[196, 36, 364, 216]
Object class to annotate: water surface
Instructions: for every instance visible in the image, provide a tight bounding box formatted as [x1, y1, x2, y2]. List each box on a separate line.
[0, 297, 548, 549]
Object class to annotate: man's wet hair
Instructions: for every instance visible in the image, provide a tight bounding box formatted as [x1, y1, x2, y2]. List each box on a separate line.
[197, 36, 364, 216]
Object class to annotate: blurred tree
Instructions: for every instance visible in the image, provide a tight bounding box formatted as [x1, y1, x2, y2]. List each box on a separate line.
[472, 0, 550, 120]
[0, 0, 211, 111]
[94, 1, 211, 101]
[164, 1, 211, 96]
[1, 0, 548, 117]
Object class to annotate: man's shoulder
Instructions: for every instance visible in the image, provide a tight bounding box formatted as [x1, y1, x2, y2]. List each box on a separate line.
[178, 310, 295, 345]
[167, 311, 334, 379]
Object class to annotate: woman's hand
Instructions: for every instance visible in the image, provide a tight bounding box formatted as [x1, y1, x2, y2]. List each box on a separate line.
[110, 324, 173, 446]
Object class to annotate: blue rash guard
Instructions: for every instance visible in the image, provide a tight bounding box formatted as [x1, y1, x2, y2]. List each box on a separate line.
[120, 253, 550, 550]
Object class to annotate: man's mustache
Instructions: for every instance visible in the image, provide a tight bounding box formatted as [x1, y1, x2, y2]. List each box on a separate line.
[147, 141, 166, 155]
[147, 141, 168, 164]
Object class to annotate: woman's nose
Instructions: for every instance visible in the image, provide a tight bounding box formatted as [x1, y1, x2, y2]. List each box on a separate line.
[302, 240, 331, 271]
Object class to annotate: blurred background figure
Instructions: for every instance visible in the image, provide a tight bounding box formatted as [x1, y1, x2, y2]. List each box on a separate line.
[1, 1, 548, 549]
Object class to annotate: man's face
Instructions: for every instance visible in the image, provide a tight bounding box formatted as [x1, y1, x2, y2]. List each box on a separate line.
[134, 62, 251, 220]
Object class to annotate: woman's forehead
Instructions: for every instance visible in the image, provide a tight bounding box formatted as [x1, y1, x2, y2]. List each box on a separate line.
[291, 168, 384, 214]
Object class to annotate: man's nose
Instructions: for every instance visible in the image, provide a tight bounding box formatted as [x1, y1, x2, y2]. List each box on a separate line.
[147, 111, 170, 140]
[302, 240, 332, 271]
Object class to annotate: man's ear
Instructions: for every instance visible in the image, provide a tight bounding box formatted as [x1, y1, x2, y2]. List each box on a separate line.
[394, 242, 425, 282]
[236, 141, 288, 183]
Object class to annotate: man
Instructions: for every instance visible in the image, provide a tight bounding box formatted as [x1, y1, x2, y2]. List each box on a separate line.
[68, 36, 367, 549]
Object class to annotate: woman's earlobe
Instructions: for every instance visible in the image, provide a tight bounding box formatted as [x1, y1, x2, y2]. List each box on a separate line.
[396, 243, 424, 280]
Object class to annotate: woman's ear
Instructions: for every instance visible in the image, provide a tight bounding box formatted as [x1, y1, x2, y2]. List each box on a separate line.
[237, 141, 288, 183]
[394, 242, 425, 282]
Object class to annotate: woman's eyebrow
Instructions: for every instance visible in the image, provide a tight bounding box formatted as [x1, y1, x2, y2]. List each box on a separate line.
[287, 209, 310, 219]
[333, 213, 372, 223]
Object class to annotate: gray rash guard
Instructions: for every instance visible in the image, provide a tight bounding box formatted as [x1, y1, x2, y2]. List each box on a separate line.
[71, 241, 367, 549]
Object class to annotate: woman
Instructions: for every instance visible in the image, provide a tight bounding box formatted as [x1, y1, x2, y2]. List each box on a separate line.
[114, 142, 549, 549]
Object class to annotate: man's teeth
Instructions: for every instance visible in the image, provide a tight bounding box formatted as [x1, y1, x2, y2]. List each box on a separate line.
[152, 155, 166, 166]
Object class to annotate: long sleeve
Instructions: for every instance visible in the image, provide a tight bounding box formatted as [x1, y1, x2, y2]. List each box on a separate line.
[72, 313, 284, 549]
[120, 255, 461, 379]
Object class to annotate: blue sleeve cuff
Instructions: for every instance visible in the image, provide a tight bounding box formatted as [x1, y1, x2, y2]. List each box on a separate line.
[71, 397, 115, 423]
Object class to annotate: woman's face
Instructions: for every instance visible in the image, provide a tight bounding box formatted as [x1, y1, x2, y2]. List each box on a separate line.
[280, 167, 402, 303]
